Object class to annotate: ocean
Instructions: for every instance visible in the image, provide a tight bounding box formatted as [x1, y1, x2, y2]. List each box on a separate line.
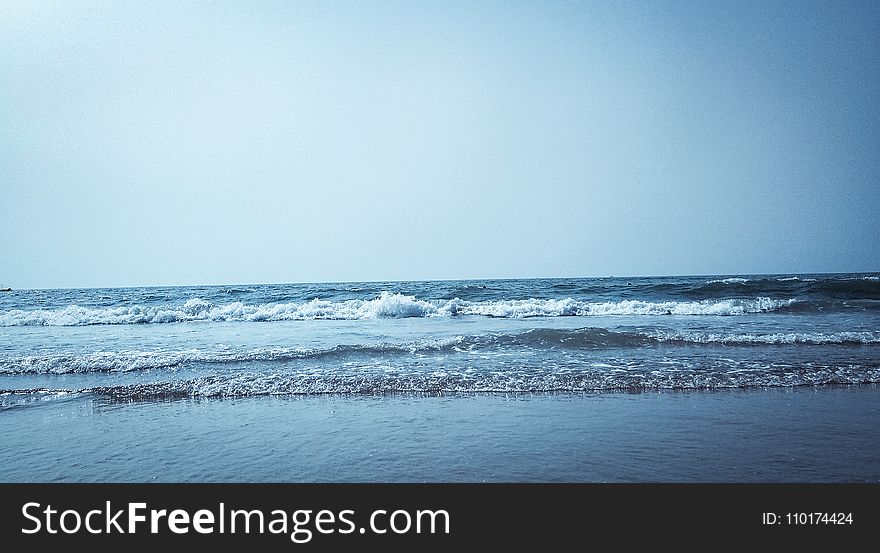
[2, 274, 879, 482]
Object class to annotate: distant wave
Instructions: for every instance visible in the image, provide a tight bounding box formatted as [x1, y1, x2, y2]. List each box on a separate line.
[706, 278, 750, 284]
[455, 297, 795, 317]
[775, 277, 817, 282]
[693, 275, 880, 300]
[3, 328, 877, 374]
[704, 277, 820, 284]
[705, 276, 872, 284]
[0, 293, 803, 326]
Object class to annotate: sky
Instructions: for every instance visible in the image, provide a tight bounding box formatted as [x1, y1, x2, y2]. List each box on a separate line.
[1, 0, 878, 288]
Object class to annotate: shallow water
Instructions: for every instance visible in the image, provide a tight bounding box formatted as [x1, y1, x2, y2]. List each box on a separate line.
[1, 386, 878, 482]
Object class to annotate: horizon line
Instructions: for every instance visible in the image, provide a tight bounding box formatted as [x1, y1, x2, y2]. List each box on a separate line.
[4, 270, 879, 292]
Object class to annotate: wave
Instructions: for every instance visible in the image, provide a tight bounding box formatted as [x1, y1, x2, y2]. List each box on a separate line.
[0, 293, 433, 326]
[692, 275, 880, 300]
[0, 294, 803, 326]
[0, 339, 467, 374]
[649, 330, 880, 345]
[508, 328, 880, 347]
[487, 328, 880, 349]
[705, 277, 819, 284]
[3, 328, 877, 374]
[456, 297, 796, 317]
[706, 278, 750, 284]
[4, 362, 879, 401]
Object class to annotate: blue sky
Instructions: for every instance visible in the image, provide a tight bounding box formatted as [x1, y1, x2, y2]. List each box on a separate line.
[1, 1, 878, 288]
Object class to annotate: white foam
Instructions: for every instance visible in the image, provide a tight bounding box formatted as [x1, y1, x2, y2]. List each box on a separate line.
[452, 298, 580, 318]
[776, 277, 818, 282]
[362, 292, 435, 318]
[706, 278, 750, 284]
[581, 297, 791, 316]
[0, 350, 209, 374]
[63, 362, 880, 397]
[0, 295, 800, 326]
[0, 337, 472, 373]
[0, 292, 437, 326]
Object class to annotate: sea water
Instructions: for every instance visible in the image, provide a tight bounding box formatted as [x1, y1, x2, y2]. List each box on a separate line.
[3, 274, 879, 398]
[1, 274, 879, 481]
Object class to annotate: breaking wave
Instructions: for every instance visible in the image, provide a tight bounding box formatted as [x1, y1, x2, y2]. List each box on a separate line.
[0, 294, 803, 326]
[706, 278, 751, 284]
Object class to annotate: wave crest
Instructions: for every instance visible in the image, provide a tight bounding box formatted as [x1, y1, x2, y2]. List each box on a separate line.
[0, 295, 802, 326]
[706, 278, 750, 284]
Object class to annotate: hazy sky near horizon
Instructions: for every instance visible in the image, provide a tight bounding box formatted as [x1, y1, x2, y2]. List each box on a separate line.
[1, 0, 878, 288]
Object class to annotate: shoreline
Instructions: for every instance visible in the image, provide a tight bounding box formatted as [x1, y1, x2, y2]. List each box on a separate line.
[3, 380, 879, 407]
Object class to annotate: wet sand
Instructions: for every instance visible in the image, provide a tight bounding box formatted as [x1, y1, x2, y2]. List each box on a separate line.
[2, 385, 879, 482]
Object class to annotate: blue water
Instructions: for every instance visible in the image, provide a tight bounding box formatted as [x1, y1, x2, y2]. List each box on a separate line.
[1, 274, 879, 401]
[2, 274, 880, 482]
